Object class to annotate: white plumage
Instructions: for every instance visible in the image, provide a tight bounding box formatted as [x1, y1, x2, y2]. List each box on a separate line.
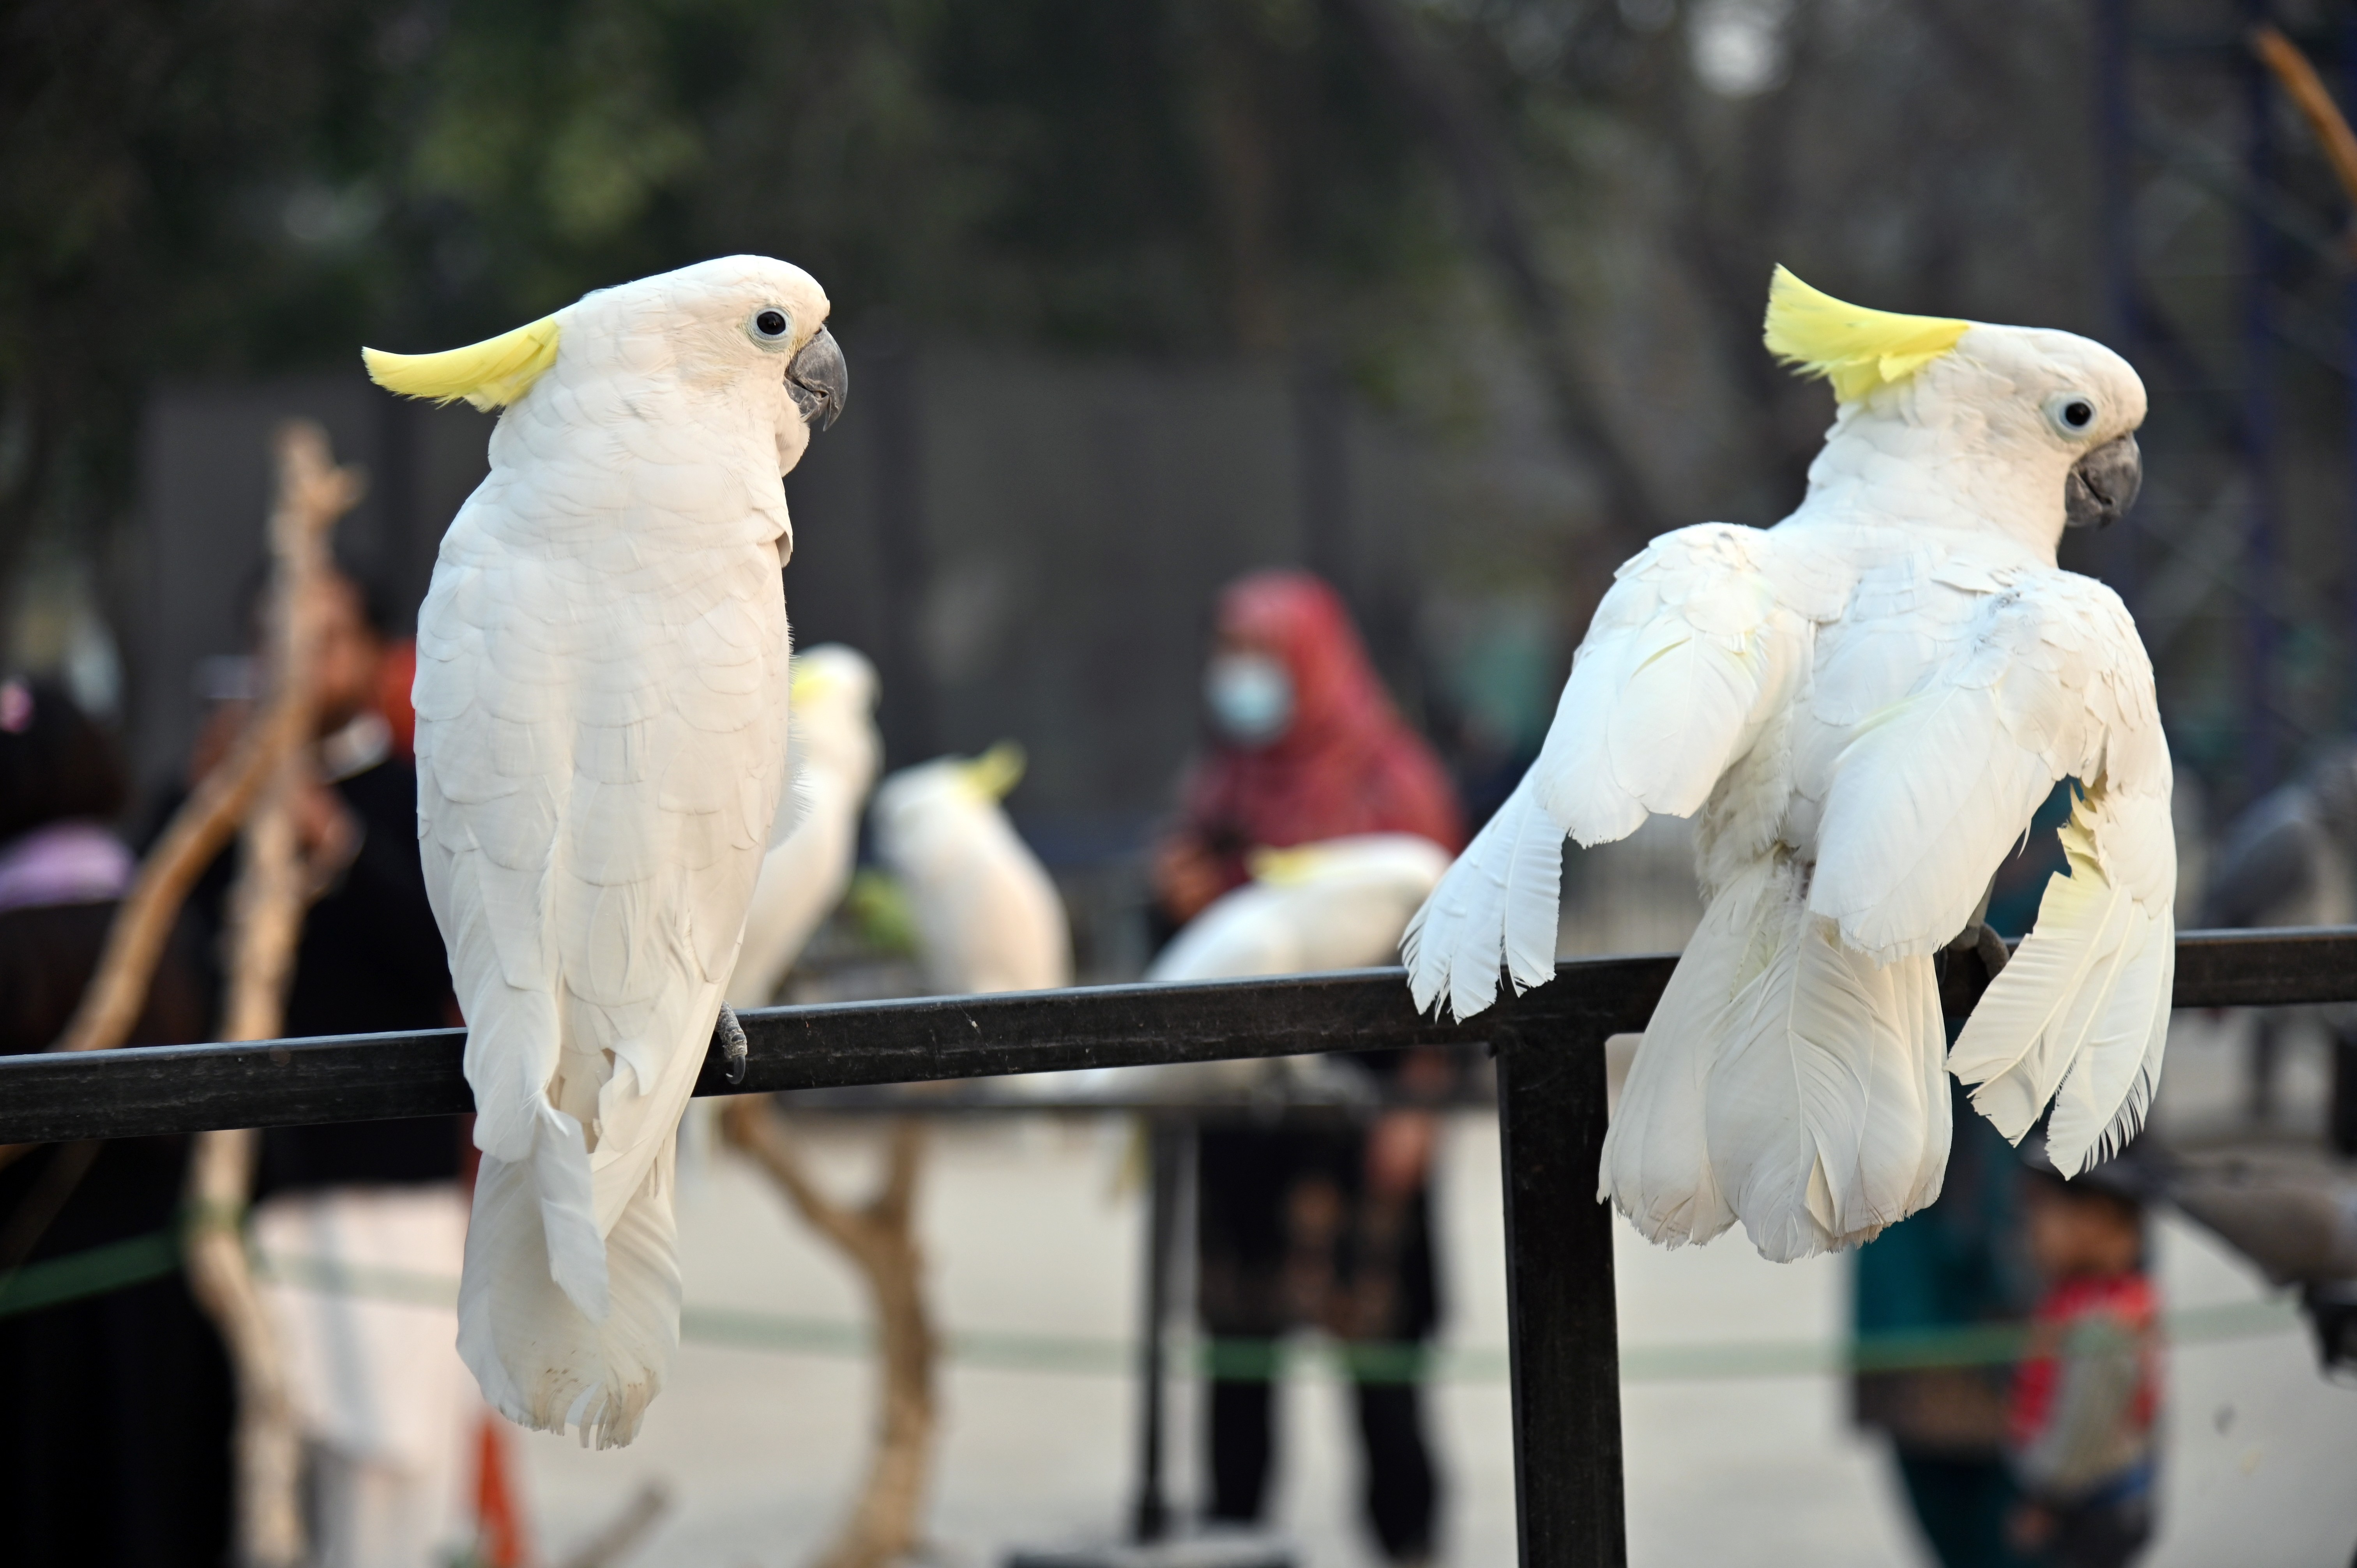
[383, 255, 844, 1444]
[1403, 273, 2175, 1261]
[872, 747, 1072, 996]
[1148, 833, 1452, 982]
[726, 643, 883, 1008]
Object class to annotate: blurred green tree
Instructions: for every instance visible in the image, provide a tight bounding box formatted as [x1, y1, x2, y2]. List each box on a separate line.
[1, 0, 1493, 651]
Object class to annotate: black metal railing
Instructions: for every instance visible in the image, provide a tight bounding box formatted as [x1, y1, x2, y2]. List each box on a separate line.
[4, 926, 2355, 1568]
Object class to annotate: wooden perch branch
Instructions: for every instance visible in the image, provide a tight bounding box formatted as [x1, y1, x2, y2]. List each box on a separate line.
[723, 1102, 937, 1568]
[2254, 25, 2357, 255]
[179, 420, 360, 1568]
[48, 426, 364, 1059]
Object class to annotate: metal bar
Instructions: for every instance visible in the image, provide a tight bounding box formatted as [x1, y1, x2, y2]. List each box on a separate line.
[4, 930, 2357, 1147]
[0, 957, 1669, 1146]
[1129, 1116, 1182, 1543]
[1498, 1023, 1626, 1568]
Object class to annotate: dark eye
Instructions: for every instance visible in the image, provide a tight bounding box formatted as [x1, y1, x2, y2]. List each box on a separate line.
[2062, 399, 2092, 429]
[752, 309, 789, 340]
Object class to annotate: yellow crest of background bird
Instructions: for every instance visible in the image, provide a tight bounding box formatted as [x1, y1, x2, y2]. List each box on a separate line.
[955, 741, 1028, 802]
[362, 315, 564, 410]
[1247, 842, 1335, 886]
[1763, 266, 1968, 403]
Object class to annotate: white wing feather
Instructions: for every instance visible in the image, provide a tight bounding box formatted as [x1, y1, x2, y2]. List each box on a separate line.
[1403, 524, 1806, 1019]
[1809, 577, 2157, 961]
[1949, 783, 2175, 1173]
[1605, 855, 1947, 1261]
[1803, 569, 2174, 1174]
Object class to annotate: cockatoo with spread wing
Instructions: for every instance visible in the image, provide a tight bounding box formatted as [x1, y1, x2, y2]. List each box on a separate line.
[1403, 268, 2173, 1262]
[727, 644, 883, 1008]
[364, 255, 848, 1444]
[1150, 833, 1452, 982]
[872, 745, 1072, 996]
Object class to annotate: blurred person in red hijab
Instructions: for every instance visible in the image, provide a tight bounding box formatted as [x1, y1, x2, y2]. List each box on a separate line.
[1156, 572, 1461, 920]
[1153, 572, 1463, 1568]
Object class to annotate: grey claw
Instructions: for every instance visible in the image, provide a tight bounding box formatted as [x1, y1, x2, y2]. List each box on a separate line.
[715, 1005, 749, 1086]
[1972, 921, 2011, 980]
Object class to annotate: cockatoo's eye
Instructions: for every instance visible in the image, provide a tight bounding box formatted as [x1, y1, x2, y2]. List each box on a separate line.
[2045, 394, 2098, 437]
[749, 309, 792, 345]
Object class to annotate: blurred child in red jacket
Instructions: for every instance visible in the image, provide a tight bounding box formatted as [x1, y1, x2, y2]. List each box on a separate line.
[2008, 1161, 2160, 1568]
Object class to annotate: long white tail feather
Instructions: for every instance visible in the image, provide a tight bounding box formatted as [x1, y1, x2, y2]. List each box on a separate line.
[529, 1100, 609, 1319]
[1597, 866, 1757, 1247]
[2041, 909, 2173, 1174]
[459, 1131, 682, 1449]
[1949, 788, 2173, 1172]
[1606, 856, 1947, 1261]
[1401, 780, 1567, 1021]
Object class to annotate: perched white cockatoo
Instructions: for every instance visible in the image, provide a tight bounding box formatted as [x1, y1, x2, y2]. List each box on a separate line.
[871, 744, 1072, 995]
[1143, 833, 1451, 1100]
[1149, 833, 1452, 982]
[364, 255, 848, 1444]
[726, 643, 883, 1008]
[1404, 268, 2173, 1262]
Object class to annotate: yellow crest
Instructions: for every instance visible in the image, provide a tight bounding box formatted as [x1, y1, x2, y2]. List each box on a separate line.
[361, 314, 563, 411]
[1246, 843, 1331, 887]
[1763, 267, 1968, 403]
[955, 741, 1027, 802]
[789, 661, 834, 705]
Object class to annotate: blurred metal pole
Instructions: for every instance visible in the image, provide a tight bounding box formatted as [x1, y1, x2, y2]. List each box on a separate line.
[2242, 0, 2283, 796]
[1130, 1114, 1186, 1543]
[2096, 0, 2144, 609]
[864, 327, 938, 766]
[1495, 1025, 1626, 1568]
[2344, 12, 2357, 733]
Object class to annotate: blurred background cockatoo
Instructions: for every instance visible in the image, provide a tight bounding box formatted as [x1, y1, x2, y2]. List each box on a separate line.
[1405, 268, 2174, 1262]
[726, 643, 882, 1009]
[1149, 832, 1451, 982]
[1144, 832, 1450, 1100]
[871, 744, 1072, 996]
[368, 255, 847, 1445]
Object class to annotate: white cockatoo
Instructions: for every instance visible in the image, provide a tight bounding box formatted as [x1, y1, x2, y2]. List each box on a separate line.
[871, 744, 1072, 996]
[726, 643, 883, 1008]
[1142, 832, 1451, 1101]
[1149, 833, 1452, 982]
[1404, 268, 2174, 1262]
[364, 255, 848, 1444]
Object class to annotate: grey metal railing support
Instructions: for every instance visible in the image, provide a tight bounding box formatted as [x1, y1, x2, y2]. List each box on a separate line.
[1496, 1025, 1627, 1568]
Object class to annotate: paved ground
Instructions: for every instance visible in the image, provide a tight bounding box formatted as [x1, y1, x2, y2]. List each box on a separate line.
[510, 1097, 2357, 1568]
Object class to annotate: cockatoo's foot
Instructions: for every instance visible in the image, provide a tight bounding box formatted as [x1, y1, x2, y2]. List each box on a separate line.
[714, 1005, 750, 1086]
[1968, 920, 2011, 980]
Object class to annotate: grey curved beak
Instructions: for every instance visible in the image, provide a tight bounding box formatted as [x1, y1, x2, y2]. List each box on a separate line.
[2065, 434, 2141, 529]
[787, 327, 847, 431]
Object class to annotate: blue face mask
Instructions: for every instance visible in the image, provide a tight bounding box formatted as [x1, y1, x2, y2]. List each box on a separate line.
[1205, 653, 1293, 746]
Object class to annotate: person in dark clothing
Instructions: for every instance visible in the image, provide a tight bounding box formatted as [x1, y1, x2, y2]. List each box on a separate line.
[170, 566, 486, 1564]
[0, 676, 236, 1568]
[168, 564, 464, 1192]
[1155, 573, 1463, 1566]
